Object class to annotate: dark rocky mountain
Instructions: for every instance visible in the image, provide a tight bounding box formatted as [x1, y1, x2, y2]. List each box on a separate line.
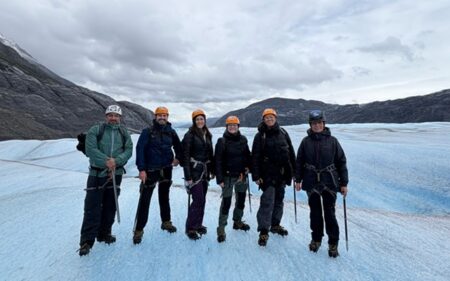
[0, 37, 153, 140]
[213, 90, 450, 127]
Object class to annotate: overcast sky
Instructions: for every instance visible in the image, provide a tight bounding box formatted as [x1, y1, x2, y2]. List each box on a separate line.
[1, 0, 449, 121]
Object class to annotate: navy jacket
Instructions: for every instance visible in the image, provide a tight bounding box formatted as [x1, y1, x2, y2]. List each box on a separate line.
[136, 120, 182, 171]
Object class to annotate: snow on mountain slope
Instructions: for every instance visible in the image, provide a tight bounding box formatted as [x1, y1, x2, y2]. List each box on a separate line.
[0, 33, 38, 63]
[0, 123, 449, 280]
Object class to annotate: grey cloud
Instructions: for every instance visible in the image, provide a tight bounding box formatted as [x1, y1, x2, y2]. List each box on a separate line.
[357, 36, 416, 61]
[4, 0, 448, 120]
[352, 66, 371, 76]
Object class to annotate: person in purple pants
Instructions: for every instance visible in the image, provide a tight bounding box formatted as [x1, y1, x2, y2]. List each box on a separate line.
[181, 109, 215, 240]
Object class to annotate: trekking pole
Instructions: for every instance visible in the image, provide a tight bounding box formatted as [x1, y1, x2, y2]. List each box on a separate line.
[133, 182, 144, 232]
[111, 168, 121, 224]
[293, 185, 298, 224]
[184, 179, 191, 216]
[246, 174, 252, 213]
[188, 193, 191, 215]
[344, 196, 349, 251]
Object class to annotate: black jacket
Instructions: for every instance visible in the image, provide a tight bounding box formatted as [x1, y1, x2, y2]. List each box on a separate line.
[215, 130, 251, 184]
[295, 127, 348, 192]
[251, 122, 296, 186]
[181, 129, 214, 181]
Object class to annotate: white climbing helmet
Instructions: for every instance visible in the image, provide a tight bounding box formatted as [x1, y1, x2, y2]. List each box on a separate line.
[105, 105, 122, 116]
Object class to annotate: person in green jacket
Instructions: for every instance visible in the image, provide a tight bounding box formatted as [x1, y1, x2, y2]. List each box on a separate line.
[78, 105, 133, 256]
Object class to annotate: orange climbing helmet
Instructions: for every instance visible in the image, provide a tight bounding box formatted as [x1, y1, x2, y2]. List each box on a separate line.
[155, 106, 169, 115]
[225, 116, 240, 125]
[262, 108, 277, 118]
[192, 109, 206, 120]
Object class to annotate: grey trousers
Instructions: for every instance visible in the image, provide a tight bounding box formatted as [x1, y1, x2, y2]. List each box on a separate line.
[257, 184, 285, 232]
[217, 176, 247, 232]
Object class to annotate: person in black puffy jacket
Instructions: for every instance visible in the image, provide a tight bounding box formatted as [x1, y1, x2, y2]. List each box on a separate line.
[214, 116, 251, 243]
[295, 110, 348, 258]
[182, 109, 215, 240]
[251, 108, 296, 246]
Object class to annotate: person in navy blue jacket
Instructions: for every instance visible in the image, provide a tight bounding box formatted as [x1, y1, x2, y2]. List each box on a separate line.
[132, 107, 182, 244]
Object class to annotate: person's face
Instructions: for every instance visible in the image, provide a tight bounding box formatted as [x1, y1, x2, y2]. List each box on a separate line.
[156, 114, 168, 125]
[195, 116, 205, 129]
[227, 124, 239, 134]
[310, 120, 324, 133]
[106, 113, 121, 124]
[263, 114, 276, 127]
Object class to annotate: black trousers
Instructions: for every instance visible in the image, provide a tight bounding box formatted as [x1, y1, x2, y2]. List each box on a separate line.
[80, 175, 122, 246]
[308, 188, 339, 245]
[134, 167, 173, 231]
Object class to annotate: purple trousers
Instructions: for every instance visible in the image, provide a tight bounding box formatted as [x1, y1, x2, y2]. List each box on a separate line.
[185, 180, 208, 231]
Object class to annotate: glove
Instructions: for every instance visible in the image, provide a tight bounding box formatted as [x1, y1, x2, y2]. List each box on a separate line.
[184, 180, 192, 194]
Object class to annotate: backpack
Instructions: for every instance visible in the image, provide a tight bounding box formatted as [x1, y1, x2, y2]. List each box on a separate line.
[76, 123, 127, 156]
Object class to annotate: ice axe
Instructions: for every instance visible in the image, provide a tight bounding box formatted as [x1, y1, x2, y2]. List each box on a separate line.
[293, 185, 298, 224]
[111, 168, 121, 224]
[245, 173, 252, 213]
[343, 196, 348, 251]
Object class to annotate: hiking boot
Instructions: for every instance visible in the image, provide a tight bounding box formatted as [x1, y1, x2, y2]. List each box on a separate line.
[97, 234, 116, 244]
[328, 244, 339, 258]
[217, 234, 226, 243]
[270, 225, 288, 236]
[78, 243, 92, 256]
[161, 221, 177, 233]
[133, 230, 144, 245]
[186, 230, 200, 240]
[217, 228, 226, 243]
[309, 240, 321, 252]
[197, 225, 207, 235]
[258, 233, 269, 247]
[233, 221, 250, 231]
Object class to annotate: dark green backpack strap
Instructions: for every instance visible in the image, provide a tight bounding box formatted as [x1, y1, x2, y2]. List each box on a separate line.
[118, 125, 128, 150]
[97, 123, 107, 143]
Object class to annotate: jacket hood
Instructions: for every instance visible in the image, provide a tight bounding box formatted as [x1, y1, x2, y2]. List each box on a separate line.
[307, 127, 331, 139]
[223, 130, 241, 141]
[257, 121, 280, 135]
[153, 119, 173, 130]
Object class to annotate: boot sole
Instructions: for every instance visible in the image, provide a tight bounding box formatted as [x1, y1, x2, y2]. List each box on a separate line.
[161, 229, 177, 233]
[233, 223, 250, 231]
[328, 252, 339, 258]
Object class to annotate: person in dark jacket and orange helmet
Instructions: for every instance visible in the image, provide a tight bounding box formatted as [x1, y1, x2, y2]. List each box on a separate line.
[295, 110, 348, 258]
[182, 109, 215, 240]
[132, 106, 182, 244]
[252, 108, 296, 246]
[215, 116, 251, 243]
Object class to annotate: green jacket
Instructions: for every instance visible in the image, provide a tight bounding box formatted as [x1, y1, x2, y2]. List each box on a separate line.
[86, 123, 133, 177]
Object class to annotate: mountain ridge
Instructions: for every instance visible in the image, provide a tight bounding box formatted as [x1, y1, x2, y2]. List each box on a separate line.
[213, 90, 450, 127]
[0, 36, 153, 140]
